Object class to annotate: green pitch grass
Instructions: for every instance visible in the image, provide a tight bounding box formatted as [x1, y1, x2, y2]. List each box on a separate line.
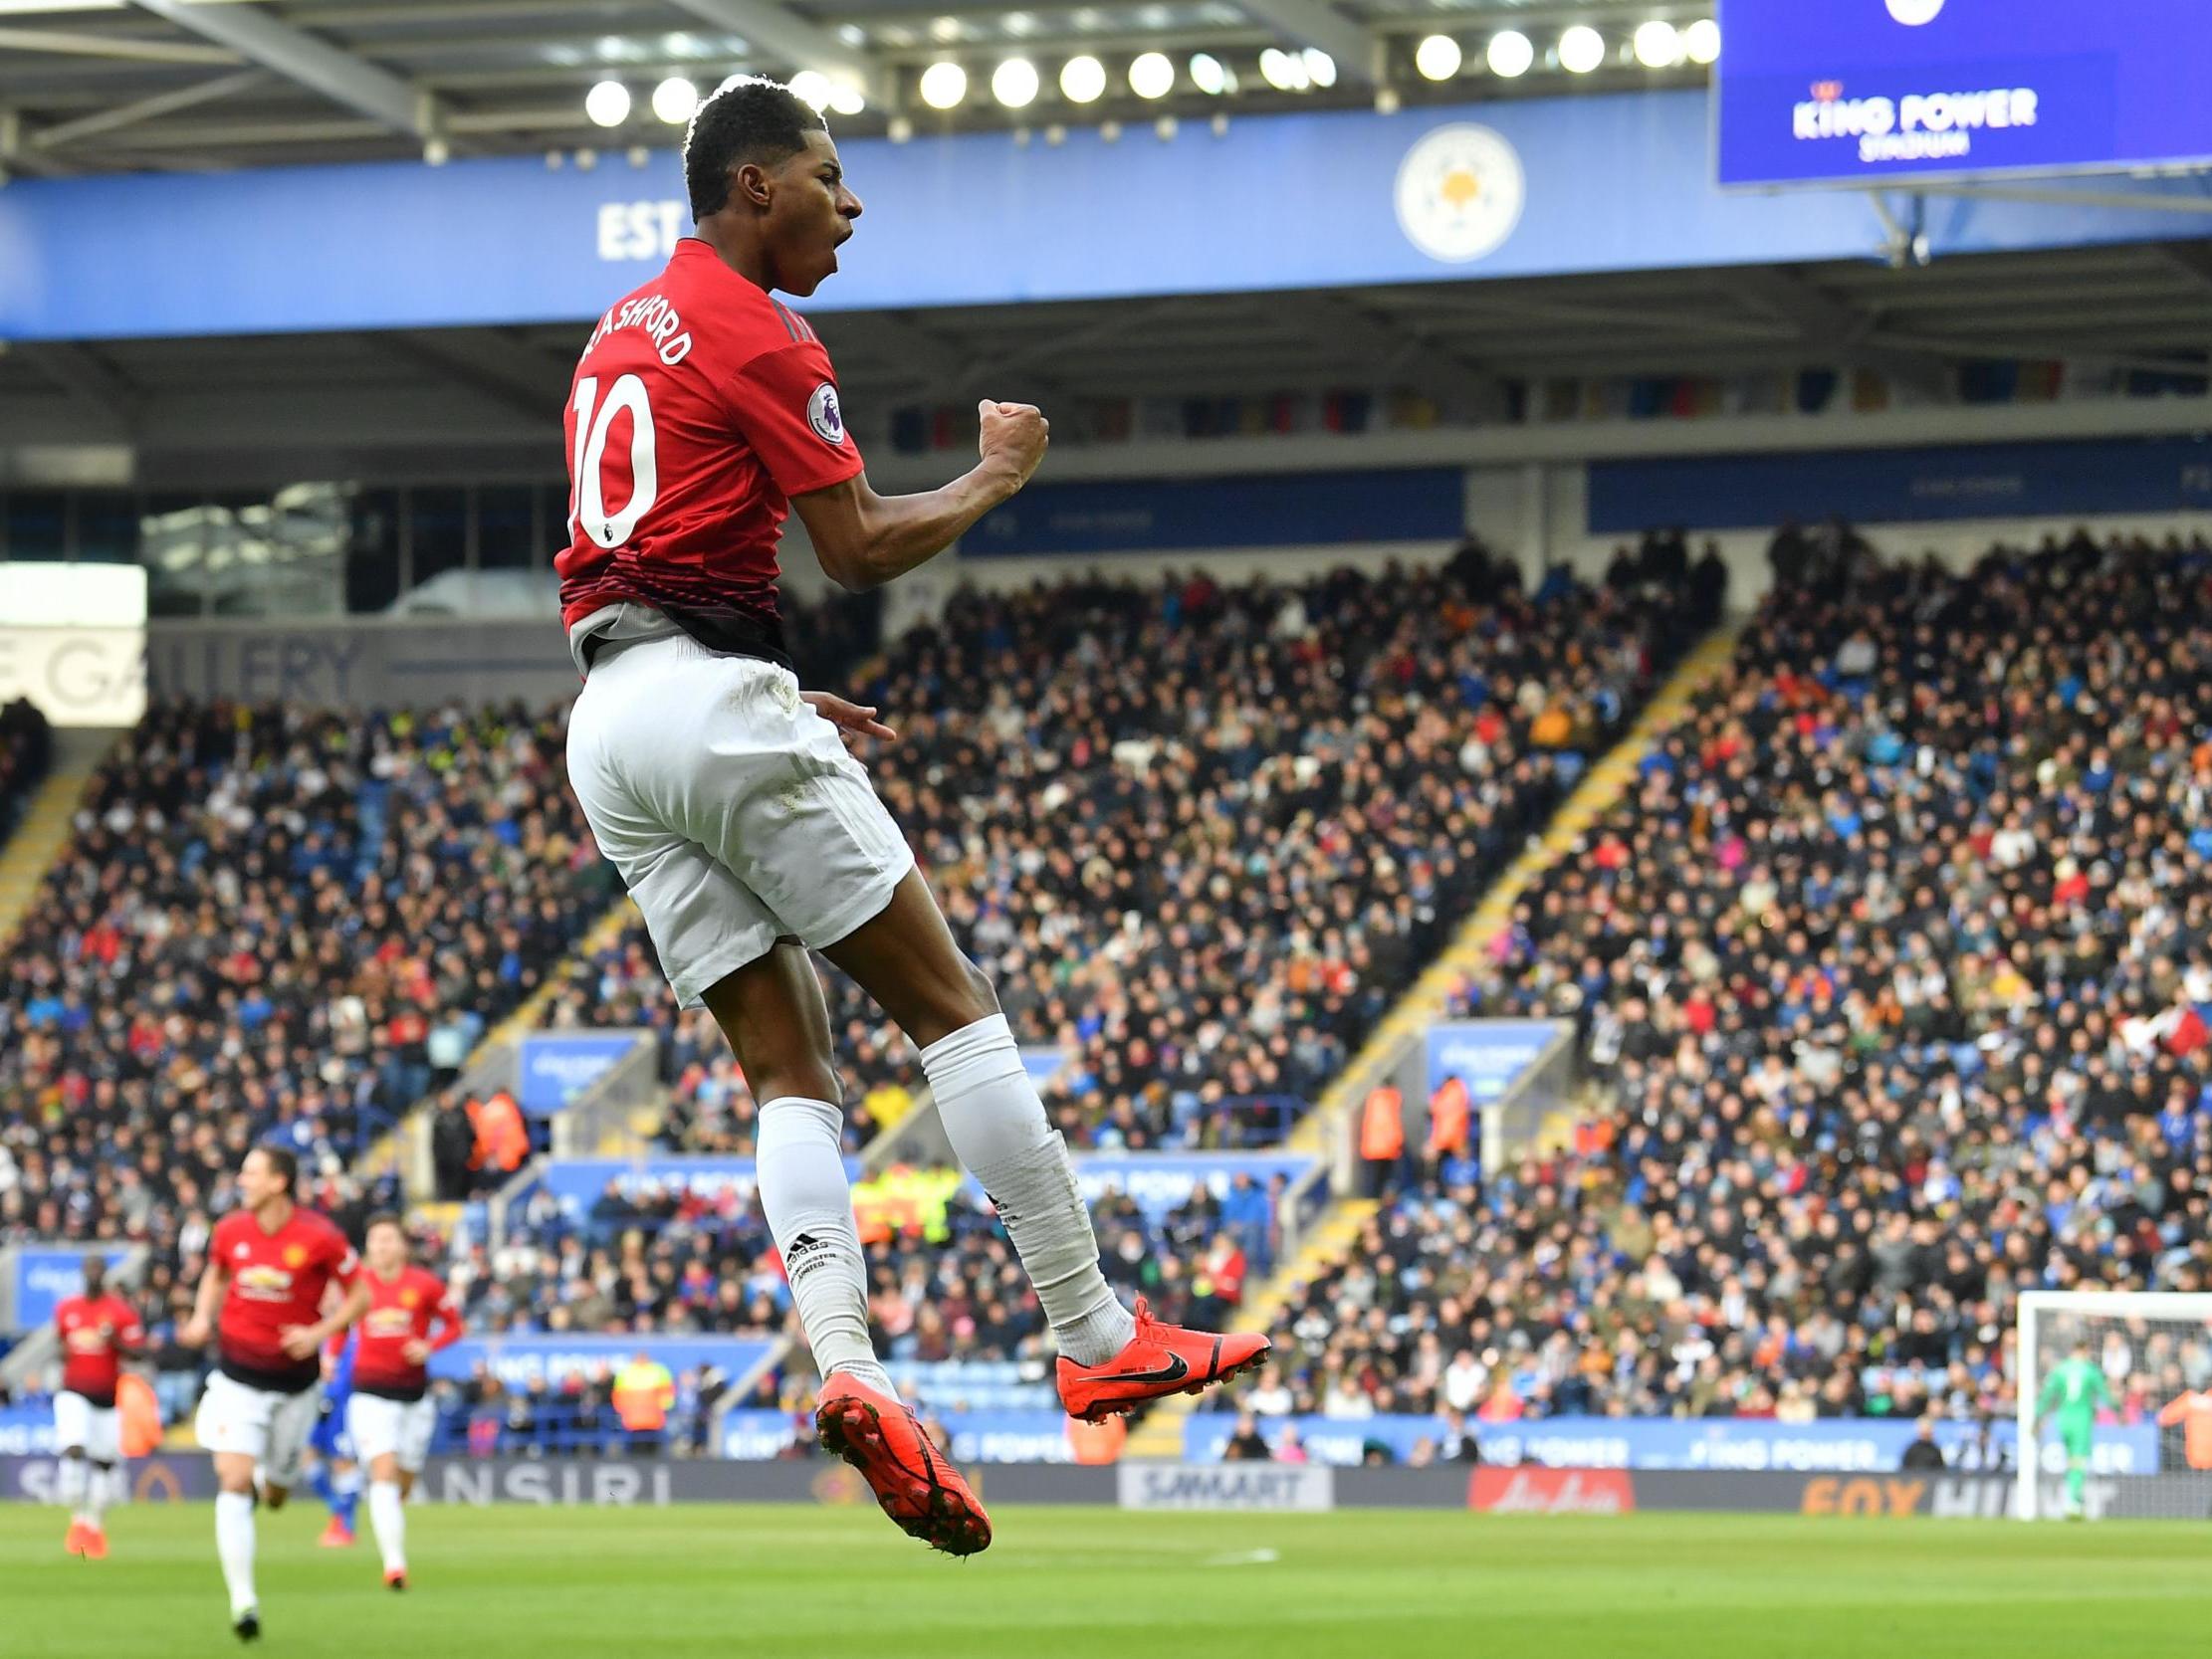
[7, 1503, 2208, 1659]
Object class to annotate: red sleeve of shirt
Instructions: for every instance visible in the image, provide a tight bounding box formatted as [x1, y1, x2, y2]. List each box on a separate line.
[427, 1274, 467, 1351]
[114, 1300, 145, 1351]
[211, 1212, 244, 1261]
[726, 338, 865, 500]
[324, 1220, 359, 1289]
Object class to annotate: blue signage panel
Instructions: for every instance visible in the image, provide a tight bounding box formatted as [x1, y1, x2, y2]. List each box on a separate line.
[517, 1033, 645, 1116]
[1717, 0, 2212, 186]
[1588, 434, 2212, 533]
[0, 1404, 60, 1456]
[1183, 1412, 2163, 1474]
[964, 469, 1463, 557]
[1425, 1020, 1560, 1104]
[542, 1152, 1295, 1228]
[723, 1406, 1072, 1463]
[960, 1153, 1313, 1227]
[430, 1334, 772, 1388]
[8, 91, 2212, 341]
[533, 1155, 859, 1215]
[10, 1247, 132, 1334]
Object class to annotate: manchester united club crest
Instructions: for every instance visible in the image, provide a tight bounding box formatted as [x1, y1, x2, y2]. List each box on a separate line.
[400, 1289, 420, 1309]
[283, 1244, 309, 1269]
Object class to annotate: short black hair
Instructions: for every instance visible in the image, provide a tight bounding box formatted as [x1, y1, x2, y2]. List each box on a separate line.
[684, 77, 826, 220]
[255, 1142, 299, 1194]
[364, 1211, 405, 1240]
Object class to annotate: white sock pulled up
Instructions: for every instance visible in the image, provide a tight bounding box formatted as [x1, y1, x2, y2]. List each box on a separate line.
[757, 1095, 895, 1395]
[919, 1013, 1135, 1365]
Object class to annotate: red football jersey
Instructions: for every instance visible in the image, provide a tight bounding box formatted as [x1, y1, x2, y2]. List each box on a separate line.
[55, 1293, 144, 1408]
[351, 1265, 463, 1401]
[557, 237, 864, 658]
[211, 1206, 357, 1393]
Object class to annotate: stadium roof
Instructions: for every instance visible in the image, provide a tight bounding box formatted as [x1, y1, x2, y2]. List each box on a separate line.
[6, 242, 2209, 481]
[0, 0, 1712, 173]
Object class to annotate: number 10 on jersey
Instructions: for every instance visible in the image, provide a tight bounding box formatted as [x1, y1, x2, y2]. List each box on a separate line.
[570, 374, 658, 550]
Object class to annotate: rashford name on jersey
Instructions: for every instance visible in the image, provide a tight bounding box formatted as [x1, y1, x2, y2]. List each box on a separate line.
[580, 289, 695, 367]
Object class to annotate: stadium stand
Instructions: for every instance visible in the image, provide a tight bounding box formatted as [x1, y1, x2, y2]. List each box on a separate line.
[1248, 528, 2212, 1436]
[4, 551, 1710, 1451]
[533, 555, 1716, 1156]
[0, 701, 613, 1251]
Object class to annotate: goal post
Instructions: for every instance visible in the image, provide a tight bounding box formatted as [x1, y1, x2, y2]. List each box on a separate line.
[2016, 1290, 2212, 1522]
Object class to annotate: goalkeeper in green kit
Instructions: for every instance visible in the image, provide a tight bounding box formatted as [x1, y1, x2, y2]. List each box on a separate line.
[2037, 1338, 2114, 1519]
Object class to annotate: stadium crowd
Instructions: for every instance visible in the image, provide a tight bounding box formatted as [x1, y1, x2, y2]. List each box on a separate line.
[533, 552, 1710, 1156]
[8, 544, 1717, 1443]
[1249, 529, 2212, 1435]
[0, 700, 612, 1247]
[0, 700, 621, 1432]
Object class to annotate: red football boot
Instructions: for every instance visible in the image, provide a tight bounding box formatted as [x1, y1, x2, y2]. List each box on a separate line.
[1056, 1298, 1271, 1422]
[814, 1374, 992, 1556]
[317, 1518, 355, 1549]
[81, 1526, 109, 1560]
[64, 1520, 89, 1556]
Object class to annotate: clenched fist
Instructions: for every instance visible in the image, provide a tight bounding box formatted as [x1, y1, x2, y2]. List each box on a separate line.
[978, 399, 1049, 492]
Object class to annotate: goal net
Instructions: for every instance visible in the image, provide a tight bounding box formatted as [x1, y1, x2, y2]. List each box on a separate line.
[2016, 1292, 2212, 1522]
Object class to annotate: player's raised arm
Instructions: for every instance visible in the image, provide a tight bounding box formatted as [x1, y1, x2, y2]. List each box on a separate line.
[793, 399, 1049, 592]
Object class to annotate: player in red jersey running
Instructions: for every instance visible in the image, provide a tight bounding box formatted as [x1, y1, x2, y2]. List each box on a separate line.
[344, 1214, 464, 1589]
[52, 1253, 144, 1558]
[559, 79, 1264, 1555]
[179, 1144, 368, 1641]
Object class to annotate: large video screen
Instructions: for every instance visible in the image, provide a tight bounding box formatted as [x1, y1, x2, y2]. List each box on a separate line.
[1716, 0, 2212, 187]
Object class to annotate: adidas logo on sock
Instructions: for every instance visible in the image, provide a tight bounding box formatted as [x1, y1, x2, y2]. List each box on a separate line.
[785, 1232, 830, 1280]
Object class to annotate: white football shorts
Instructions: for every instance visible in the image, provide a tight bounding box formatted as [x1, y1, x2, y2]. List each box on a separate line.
[193, 1371, 320, 1489]
[53, 1391, 120, 1462]
[345, 1393, 437, 1473]
[565, 629, 914, 1006]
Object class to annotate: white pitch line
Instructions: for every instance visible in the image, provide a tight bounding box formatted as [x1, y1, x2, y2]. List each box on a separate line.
[1203, 1547, 1281, 1567]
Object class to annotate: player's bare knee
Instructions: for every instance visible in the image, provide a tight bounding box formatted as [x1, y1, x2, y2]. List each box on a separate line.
[899, 961, 1000, 1049]
[939, 959, 1000, 1035]
[754, 1060, 843, 1109]
[961, 958, 999, 1018]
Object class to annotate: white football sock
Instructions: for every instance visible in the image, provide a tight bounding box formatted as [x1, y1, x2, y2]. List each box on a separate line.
[919, 1013, 1135, 1364]
[366, 1480, 406, 1574]
[215, 1490, 257, 1615]
[756, 1096, 893, 1394]
[86, 1460, 113, 1526]
[57, 1454, 88, 1521]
